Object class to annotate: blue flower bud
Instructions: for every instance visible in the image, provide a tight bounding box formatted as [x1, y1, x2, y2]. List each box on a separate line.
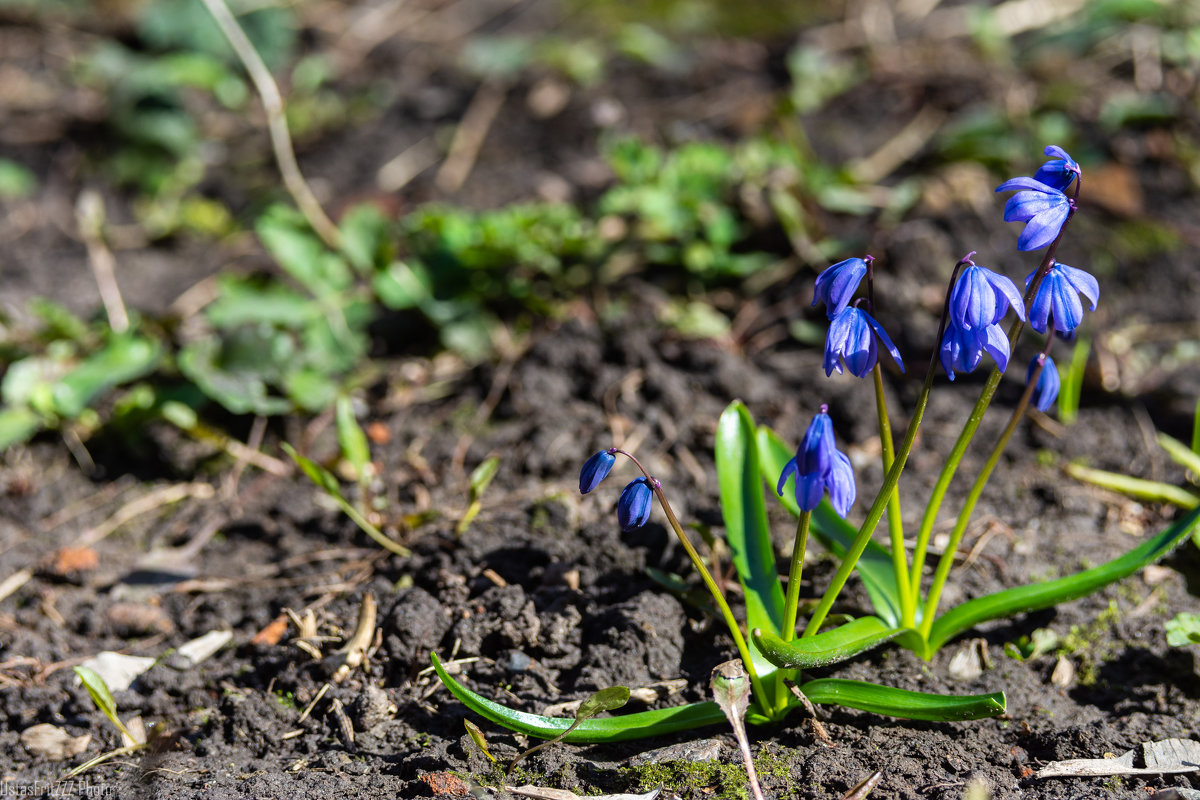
[579, 449, 616, 494]
[777, 407, 857, 517]
[1025, 261, 1099, 335]
[813, 257, 869, 317]
[617, 478, 654, 531]
[1026, 355, 1060, 413]
[1032, 145, 1080, 192]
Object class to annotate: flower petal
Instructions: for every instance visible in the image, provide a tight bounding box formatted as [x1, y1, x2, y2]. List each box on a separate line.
[826, 450, 857, 518]
[579, 450, 616, 494]
[777, 457, 798, 497]
[864, 313, 905, 374]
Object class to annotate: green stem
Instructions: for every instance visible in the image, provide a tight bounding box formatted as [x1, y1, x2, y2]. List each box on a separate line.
[873, 364, 913, 627]
[920, 347, 1048, 637]
[773, 510, 810, 715]
[649, 482, 771, 714]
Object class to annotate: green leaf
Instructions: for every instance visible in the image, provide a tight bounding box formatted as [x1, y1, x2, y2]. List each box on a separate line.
[0, 158, 36, 199]
[716, 402, 784, 679]
[283, 442, 341, 495]
[51, 335, 161, 419]
[1057, 336, 1089, 424]
[799, 678, 1005, 721]
[73, 666, 121, 729]
[927, 505, 1200, 654]
[1157, 433, 1200, 478]
[339, 204, 390, 273]
[757, 425, 905, 627]
[257, 206, 352, 295]
[1166, 612, 1200, 647]
[469, 457, 501, 503]
[753, 617, 905, 669]
[464, 720, 495, 763]
[336, 396, 371, 480]
[0, 406, 42, 450]
[431, 652, 734, 742]
[576, 686, 630, 719]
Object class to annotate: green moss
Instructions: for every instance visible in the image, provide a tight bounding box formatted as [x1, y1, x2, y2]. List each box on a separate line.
[620, 746, 795, 800]
[1058, 599, 1122, 685]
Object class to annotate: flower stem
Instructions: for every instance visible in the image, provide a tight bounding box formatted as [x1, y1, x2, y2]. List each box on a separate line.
[649, 482, 771, 712]
[773, 510, 811, 714]
[873, 364, 913, 626]
[919, 341, 1050, 637]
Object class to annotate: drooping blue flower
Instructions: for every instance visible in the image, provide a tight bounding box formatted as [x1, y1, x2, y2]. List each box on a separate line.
[949, 264, 1026, 331]
[813, 257, 869, 317]
[579, 449, 617, 494]
[940, 319, 1011, 381]
[617, 478, 654, 531]
[1026, 355, 1060, 413]
[1025, 261, 1099, 335]
[823, 306, 905, 378]
[777, 406, 856, 517]
[995, 177, 1072, 251]
[1033, 145, 1080, 192]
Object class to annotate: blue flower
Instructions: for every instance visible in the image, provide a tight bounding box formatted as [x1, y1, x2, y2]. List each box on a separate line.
[777, 407, 856, 517]
[617, 478, 654, 531]
[823, 307, 905, 378]
[950, 264, 1026, 331]
[579, 449, 616, 494]
[995, 177, 1072, 251]
[1025, 261, 1099, 334]
[813, 257, 868, 317]
[940, 320, 1010, 381]
[1033, 145, 1080, 192]
[1026, 355, 1060, 413]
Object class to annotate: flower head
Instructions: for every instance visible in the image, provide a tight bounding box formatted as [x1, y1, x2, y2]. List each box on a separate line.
[823, 306, 905, 378]
[940, 319, 1011, 381]
[579, 449, 617, 494]
[777, 406, 856, 517]
[950, 264, 1026, 331]
[995, 177, 1072, 251]
[813, 257, 869, 317]
[1026, 355, 1060, 413]
[617, 478, 654, 531]
[1025, 261, 1099, 335]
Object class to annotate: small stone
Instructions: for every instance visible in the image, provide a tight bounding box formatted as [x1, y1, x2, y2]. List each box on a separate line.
[628, 739, 723, 766]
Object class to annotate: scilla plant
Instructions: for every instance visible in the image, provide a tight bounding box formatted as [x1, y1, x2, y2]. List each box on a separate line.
[432, 146, 1200, 741]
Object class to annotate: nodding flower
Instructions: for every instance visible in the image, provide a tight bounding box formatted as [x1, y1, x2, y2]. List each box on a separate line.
[1027, 355, 1060, 413]
[940, 318, 1011, 381]
[813, 257, 869, 317]
[579, 449, 616, 494]
[777, 406, 856, 517]
[1025, 261, 1099, 335]
[996, 146, 1080, 252]
[823, 306, 905, 379]
[949, 263, 1025, 331]
[617, 478, 654, 531]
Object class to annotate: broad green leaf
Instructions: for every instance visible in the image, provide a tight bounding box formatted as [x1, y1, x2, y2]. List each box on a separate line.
[336, 395, 371, 479]
[205, 275, 316, 329]
[0, 406, 42, 450]
[757, 425, 904, 627]
[257, 206, 351, 295]
[431, 652, 738, 742]
[716, 402, 784, 679]
[177, 336, 293, 416]
[283, 443, 341, 494]
[339, 204, 390, 273]
[73, 666, 119, 727]
[1166, 612, 1200, 647]
[52, 335, 161, 418]
[927, 505, 1200, 655]
[753, 617, 904, 669]
[373, 261, 431, 310]
[799, 678, 1005, 721]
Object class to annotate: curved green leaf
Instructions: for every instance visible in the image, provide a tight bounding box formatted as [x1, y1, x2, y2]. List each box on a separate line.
[431, 652, 729, 742]
[800, 678, 1005, 721]
[716, 402, 784, 677]
[757, 425, 904, 627]
[927, 505, 1200, 654]
[753, 617, 904, 669]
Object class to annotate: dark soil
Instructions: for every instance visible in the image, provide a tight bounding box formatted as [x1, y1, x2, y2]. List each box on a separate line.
[3, 3, 1200, 800]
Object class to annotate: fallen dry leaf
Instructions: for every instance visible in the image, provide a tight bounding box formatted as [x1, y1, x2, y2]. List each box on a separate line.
[20, 723, 91, 760]
[251, 614, 289, 646]
[1037, 738, 1200, 779]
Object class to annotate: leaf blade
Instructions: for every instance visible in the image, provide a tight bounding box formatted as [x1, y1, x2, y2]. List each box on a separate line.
[800, 677, 1006, 721]
[753, 617, 904, 669]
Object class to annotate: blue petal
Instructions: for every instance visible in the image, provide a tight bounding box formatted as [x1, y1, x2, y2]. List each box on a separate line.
[797, 471, 825, 512]
[826, 450, 857, 518]
[579, 450, 616, 494]
[980, 324, 1010, 373]
[1018, 200, 1070, 251]
[777, 457, 798, 497]
[799, 412, 836, 475]
[1027, 272, 1053, 334]
[1027, 356, 1060, 413]
[813, 258, 867, 316]
[986, 269, 1026, 323]
[996, 176, 1058, 194]
[1048, 272, 1084, 333]
[864, 312, 905, 374]
[1057, 262, 1099, 310]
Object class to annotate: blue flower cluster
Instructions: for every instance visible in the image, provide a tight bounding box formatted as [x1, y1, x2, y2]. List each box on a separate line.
[812, 258, 905, 379]
[578, 448, 658, 531]
[940, 259, 1025, 380]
